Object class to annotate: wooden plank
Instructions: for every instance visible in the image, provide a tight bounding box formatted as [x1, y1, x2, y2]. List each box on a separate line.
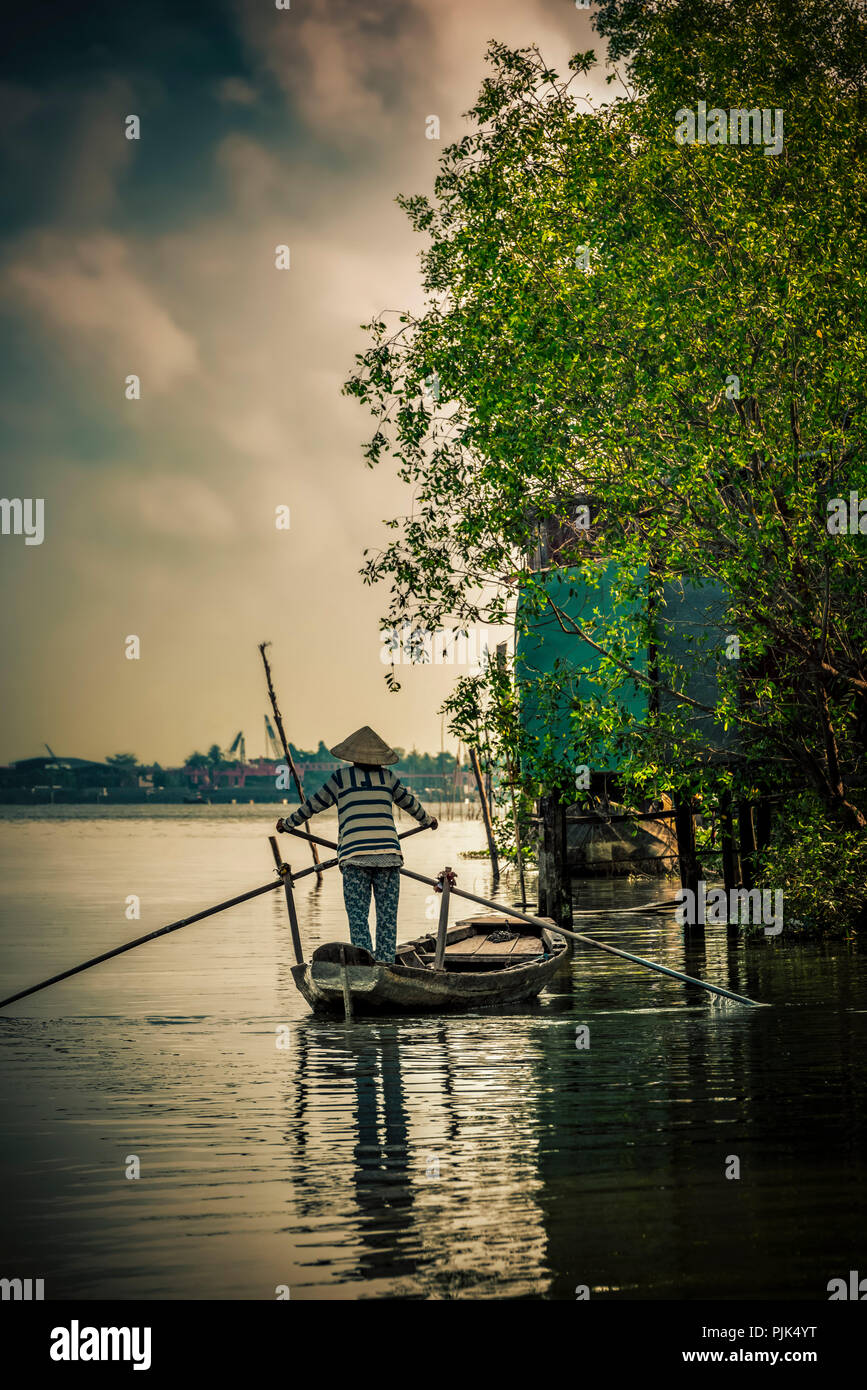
[507, 933, 535, 955]
[416, 951, 542, 968]
[475, 934, 542, 956]
[446, 933, 486, 955]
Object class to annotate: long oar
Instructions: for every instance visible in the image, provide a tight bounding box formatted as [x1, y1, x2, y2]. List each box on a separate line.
[284, 826, 766, 1007]
[0, 878, 283, 1011]
[401, 866, 765, 1006]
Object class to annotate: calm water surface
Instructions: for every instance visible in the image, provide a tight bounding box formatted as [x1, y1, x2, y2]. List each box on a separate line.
[0, 806, 864, 1300]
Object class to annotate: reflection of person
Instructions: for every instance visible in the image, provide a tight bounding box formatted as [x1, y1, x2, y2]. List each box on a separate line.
[277, 726, 437, 963]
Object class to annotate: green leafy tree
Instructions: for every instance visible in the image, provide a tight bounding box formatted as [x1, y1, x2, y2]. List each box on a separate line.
[105, 753, 140, 787]
[344, 20, 867, 848]
[206, 744, 225, 788]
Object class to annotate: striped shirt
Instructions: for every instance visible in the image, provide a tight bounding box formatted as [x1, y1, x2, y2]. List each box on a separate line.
[286, 765, 433, 865]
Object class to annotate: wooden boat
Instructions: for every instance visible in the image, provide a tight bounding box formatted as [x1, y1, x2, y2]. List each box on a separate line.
[290, 912, 568, 1016]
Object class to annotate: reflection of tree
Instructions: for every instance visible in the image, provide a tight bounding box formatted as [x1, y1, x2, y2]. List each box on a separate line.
[104, 752, 141, 786]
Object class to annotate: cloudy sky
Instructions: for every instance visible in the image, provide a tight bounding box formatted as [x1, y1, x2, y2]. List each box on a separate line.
[0, 0, 609, 767]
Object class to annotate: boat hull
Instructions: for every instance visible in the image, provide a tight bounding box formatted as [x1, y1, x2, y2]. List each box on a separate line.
[291, 920, 567, 1016]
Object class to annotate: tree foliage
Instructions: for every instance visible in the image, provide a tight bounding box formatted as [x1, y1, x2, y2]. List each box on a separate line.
[344, 7, 867, 852]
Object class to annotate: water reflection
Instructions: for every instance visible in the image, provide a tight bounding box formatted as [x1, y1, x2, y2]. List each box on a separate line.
[0, 810, 865, 1300]
[285, 1015, 556, 1298]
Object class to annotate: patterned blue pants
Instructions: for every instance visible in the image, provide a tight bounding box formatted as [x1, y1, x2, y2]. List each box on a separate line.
[341, 865, 401, 962]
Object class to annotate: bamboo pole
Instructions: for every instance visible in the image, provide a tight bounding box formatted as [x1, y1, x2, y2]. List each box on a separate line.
[469, 745, 499, 878]
[0, 878, 283, 1011]
[269, 836, 304, 964]
[258, 640, 322, 881]
[503, 755, 527, 905]
[0, 824, 433, 1012]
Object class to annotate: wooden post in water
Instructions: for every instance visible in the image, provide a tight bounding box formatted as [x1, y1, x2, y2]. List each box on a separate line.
[674, 798, 701, 932]
[537, 793, 553, 919]
[503, 752, 527, 906]
[434, 867, 452, 971]
[719, 788, 740, 940]
[538, 794, 573, 929]
[719, 789, 738, 897]
[469, 745, 499, 879]
[738, 799, 756, 890]
[269, 836, 304, 964]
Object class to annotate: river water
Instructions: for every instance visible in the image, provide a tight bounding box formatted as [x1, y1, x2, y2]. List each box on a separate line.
[0, 806, 864, 1300]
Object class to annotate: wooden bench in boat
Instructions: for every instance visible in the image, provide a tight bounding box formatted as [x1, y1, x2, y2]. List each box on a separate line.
[403, 914, 550, 971]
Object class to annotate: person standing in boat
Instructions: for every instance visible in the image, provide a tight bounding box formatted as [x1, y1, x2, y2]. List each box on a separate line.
[276, 727, 437, 964]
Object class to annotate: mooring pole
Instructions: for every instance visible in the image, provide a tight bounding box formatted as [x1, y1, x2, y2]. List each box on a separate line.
[538, 794, 572, 928]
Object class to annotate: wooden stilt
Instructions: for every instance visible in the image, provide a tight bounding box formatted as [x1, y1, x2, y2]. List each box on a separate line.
[674, 798, 702, 933]
[503, 752, 527, 905]
[738, 800, 756, 890]
[719, 789, 740, 940]
[469, 745, 500, 878]
[719, 790, 737, 897]
[538, 794, 573, 928]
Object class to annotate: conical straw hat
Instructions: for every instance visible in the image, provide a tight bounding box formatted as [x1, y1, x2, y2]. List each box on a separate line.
[330, 726, 398, 765]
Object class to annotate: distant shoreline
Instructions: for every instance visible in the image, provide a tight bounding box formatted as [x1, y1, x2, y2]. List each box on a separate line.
[0, 789, 472, 808]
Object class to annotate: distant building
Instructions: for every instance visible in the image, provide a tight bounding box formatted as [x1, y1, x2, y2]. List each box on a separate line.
[0, 755, 122, 790]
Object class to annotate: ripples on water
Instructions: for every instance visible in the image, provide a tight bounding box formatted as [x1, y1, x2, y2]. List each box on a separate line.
[0, 806, 865, 1299]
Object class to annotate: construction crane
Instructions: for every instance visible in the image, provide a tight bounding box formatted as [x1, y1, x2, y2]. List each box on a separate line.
[227, 730, 246, 764]
[263, 715, 282, 761]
